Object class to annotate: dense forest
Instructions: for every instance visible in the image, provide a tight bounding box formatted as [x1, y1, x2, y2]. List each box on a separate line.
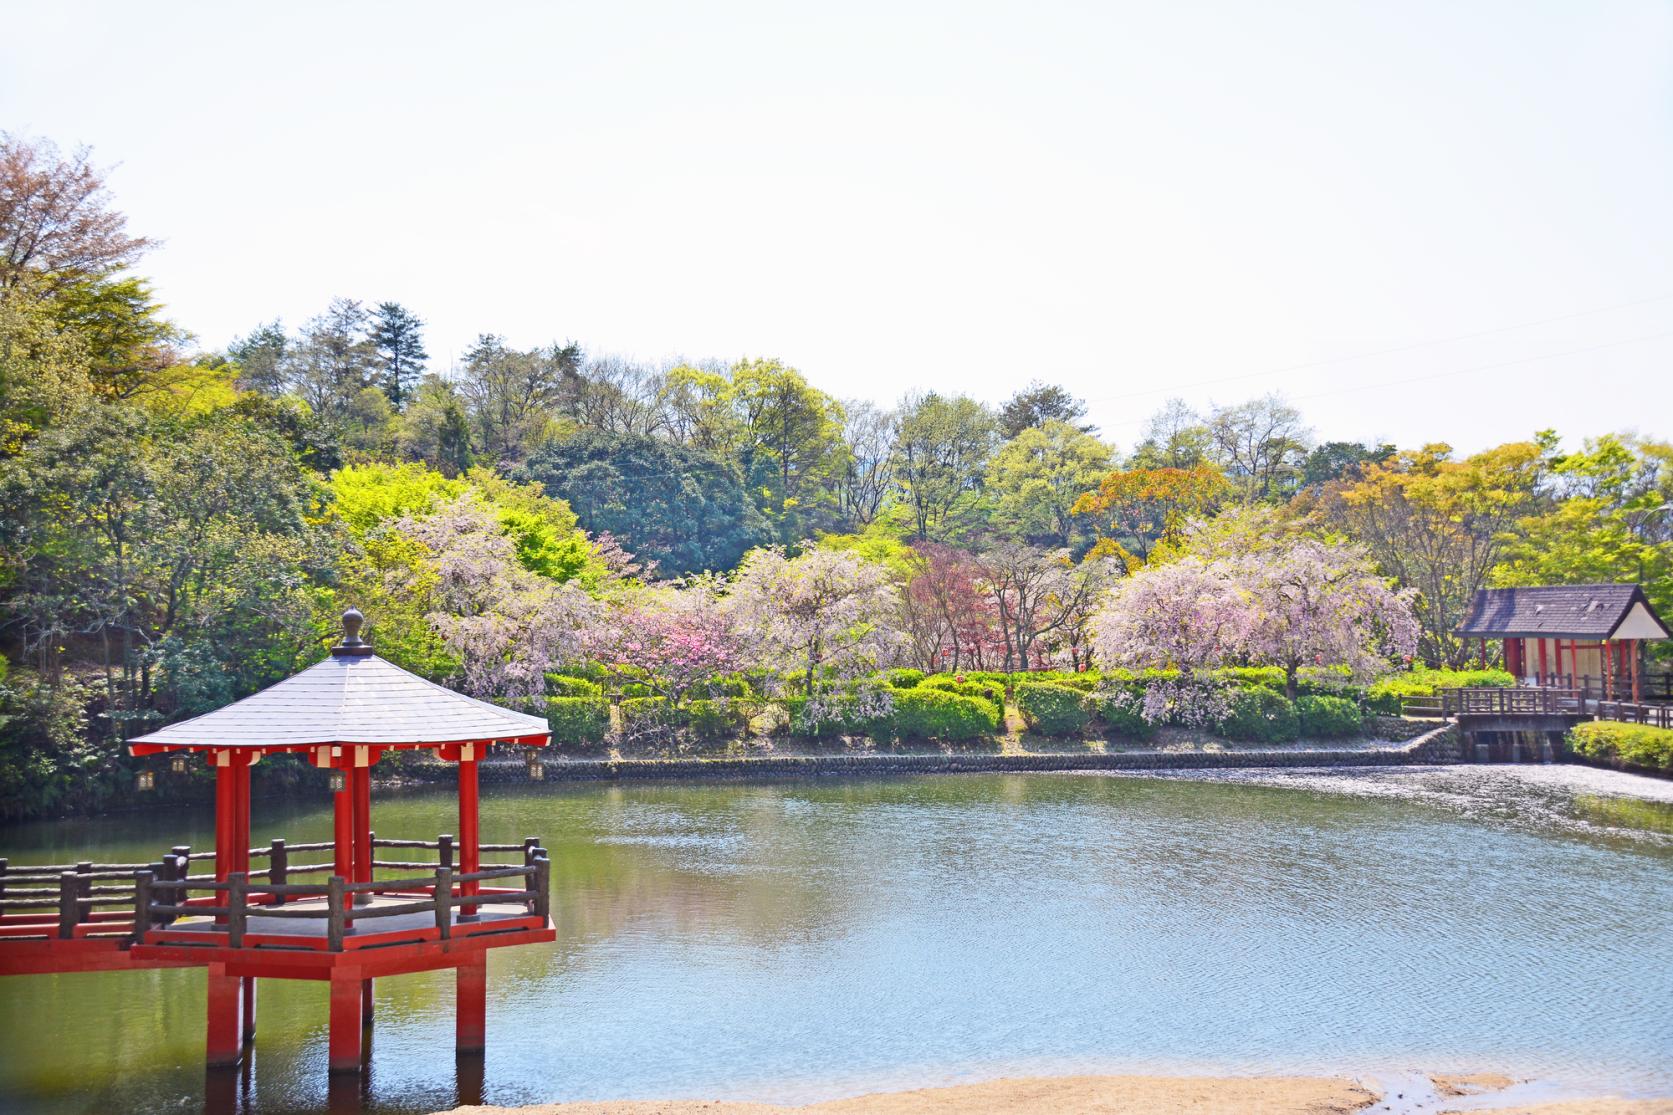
[2, 134, 1670, 818]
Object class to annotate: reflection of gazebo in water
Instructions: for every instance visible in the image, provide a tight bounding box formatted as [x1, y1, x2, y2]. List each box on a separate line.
[124, 609, 554, 1073]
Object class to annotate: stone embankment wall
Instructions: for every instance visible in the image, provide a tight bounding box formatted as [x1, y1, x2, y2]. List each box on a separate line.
[411, 722, 1464, 786]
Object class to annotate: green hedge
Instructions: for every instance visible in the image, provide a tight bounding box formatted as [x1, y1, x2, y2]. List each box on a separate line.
[1013, 670, 1101, 692]
[1568, 721, 1673, 772]
[1217, 687, 1299, 743]
[619, 696, 688, 734]
[687, 698, 753, 741]
[1296, 694, 1362, 738]
[884, 668, 925, 688]
[1210, 665, 1355, 697]
[1365, 668, 1515, 715]
[1015, 682, 1091, 736]
[893, 688, 1002, 740]
[546, 696, 610, 748]
[545, 675, 603, 698]
[781, 695, 892, 740]
[1090, 690, 1157, 740]
[920, 675, 1005, 715]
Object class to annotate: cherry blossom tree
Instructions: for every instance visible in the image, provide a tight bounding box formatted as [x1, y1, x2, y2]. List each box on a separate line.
[727, 545, 904, 693]
[397, 494, 597, 701]
[899, 543, 1003, 672]
[1225, 539, 1419, 698]
[587, 578, 742, 702]
[1090, 537, 1419, 699]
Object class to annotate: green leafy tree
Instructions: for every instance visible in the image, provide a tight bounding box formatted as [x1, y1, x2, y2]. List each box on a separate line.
[1494, 433, 1673, 625]
[728, 357, 845, 540]
[985, 420, 1114, 546]
[520, 432, 770, 576]
[892, 391, 996, 539]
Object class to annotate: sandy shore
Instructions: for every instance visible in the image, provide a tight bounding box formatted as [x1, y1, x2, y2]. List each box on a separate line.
[435, 1073, 1673, 1115]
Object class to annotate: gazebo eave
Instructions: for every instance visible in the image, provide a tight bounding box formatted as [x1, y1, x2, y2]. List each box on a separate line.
[128, 732, 550, 758]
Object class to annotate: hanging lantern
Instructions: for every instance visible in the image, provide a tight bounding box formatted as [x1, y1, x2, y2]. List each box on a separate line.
[525, 751, 545, 781]
[135, 770, 156, 792]
[170, 754, 188, 774]
[327, 769, 347, 793]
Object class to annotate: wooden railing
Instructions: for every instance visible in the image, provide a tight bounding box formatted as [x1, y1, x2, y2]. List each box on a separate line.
[1592, 700, 1673, 730]
[1, 834, 551, 945]
[1399, 686, 1673, 732]
[138, 849, 550, 950]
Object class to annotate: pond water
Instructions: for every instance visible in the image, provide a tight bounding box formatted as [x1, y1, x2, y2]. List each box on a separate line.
[1, 766, 1670, 1115]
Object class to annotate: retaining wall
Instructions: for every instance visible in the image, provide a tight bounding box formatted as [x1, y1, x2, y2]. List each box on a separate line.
[393, 723, 1463, 786]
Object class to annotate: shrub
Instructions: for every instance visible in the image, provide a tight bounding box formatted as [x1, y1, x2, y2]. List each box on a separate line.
[782, 692, 893, 740]
[618, 697, 688, 735]
[892, 688, 1002, 740]
[1217, 687, 1300, 743]
[1365, 668, 1515, 715]
[884, 668, 925, 689]
[688, 674, 755, 700]
[1090, 688, 1157, 740]
[546, 696, 610, 748]
[1016, 682, 1092, 736]
[1295, 694, 1363, 738]
[687, 698, 753, 741]
[545, 674, 603, 699]
[921, 675, 1005, 715]
[1015, 670, 1101, 692]
[1568, 721, 1673, 772]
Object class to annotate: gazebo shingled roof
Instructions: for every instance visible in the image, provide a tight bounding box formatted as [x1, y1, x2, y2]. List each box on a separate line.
[1456, 584, 1669, 641]
[127, 653, 549, 752]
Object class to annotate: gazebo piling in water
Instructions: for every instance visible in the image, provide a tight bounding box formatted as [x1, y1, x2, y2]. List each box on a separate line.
[120, 609, 555, 1072]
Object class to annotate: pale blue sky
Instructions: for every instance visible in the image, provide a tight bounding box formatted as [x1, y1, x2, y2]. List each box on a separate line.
[4, 1, 1670, 452]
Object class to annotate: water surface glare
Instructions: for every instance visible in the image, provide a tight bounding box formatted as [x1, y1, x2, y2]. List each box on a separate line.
[1, 766, 1669, 1114]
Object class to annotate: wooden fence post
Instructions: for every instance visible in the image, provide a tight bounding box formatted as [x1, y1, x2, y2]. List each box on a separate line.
[58, 872, 78, 939]
[270, 839, 288, 905]
[435, 867, 453, 940]
[227, 873, 248, 949]
[438, 834, 454, 872]
[133, 870, 154, 941]
[533, 852, 550, 922]
[327, 876, 346, 951]
[75, 862, 92, 927]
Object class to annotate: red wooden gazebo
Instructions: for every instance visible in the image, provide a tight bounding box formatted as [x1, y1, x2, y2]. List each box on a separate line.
[123, 609, 555, 1073]
[1457, 584, 1670, 700]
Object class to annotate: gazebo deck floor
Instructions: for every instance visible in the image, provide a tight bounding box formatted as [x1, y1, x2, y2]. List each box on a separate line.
[145, 893, 541, 952]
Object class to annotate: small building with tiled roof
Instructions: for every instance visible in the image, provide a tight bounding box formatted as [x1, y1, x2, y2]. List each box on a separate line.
[1457, 583, 1668, 699]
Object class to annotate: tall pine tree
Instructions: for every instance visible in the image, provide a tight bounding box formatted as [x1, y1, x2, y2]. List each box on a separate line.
[369, 302, 427, 409]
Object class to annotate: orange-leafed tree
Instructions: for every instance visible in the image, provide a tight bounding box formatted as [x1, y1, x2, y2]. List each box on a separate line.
[1072, 465, 1231, 573]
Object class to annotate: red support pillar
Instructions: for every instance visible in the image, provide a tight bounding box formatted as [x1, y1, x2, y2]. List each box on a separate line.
[333, 770, 353, 882]
[328, 967, 364, 1073]
[1631, 641, 1641, 703]
[352, 762, 372, 906]
[234, 755, 253, 877]
[1603, 638, 1613, 700]
[206, 962, 243, 1066]
[1537, 637, 1549, 686]
[214, 760, 235, 882]
[459, 752, 480, 910]
[242, 977, 257, 1044]
[1479, 639, 1487, 669]
[457, 953, 487, 1054]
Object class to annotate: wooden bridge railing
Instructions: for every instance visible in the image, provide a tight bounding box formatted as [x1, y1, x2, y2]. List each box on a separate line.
[1400, 686, 1673, 730]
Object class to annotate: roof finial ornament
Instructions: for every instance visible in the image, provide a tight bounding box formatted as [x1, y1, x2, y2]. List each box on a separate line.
[332, 607, 374, 657]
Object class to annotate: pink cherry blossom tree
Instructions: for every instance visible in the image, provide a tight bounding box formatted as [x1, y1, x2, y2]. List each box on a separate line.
[1225, 539, 1419, 699]
[397, 494, 597, 701]
[1091, 538, 1419, 699]
[586, 578, 742, 702]
[727, 545, 905, 694]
